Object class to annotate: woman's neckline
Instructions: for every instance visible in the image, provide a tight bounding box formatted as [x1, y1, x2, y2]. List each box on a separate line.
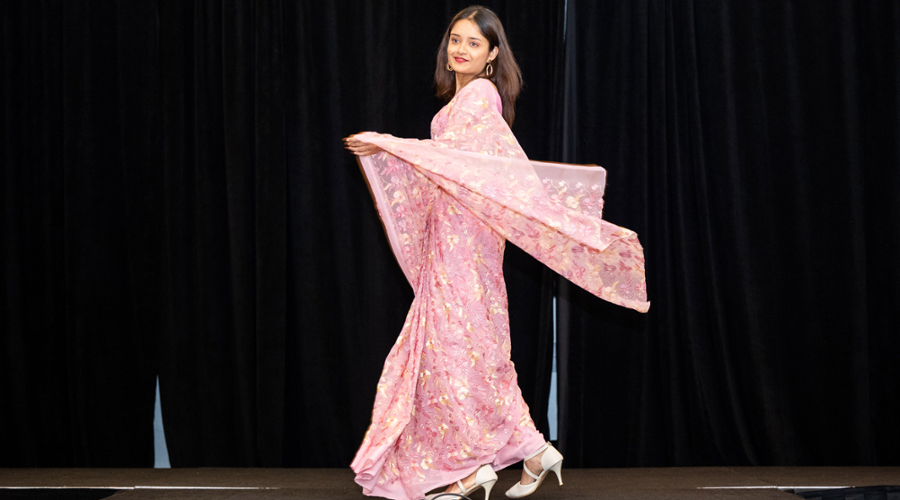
[455, 77, 498, 96]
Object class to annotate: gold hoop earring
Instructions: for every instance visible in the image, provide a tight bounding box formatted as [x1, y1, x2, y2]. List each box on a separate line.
[486, 61, 494, 77]
[447, 62, 453, 72]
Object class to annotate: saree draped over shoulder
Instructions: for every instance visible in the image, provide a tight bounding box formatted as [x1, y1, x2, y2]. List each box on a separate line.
[351, 79, 649, 500]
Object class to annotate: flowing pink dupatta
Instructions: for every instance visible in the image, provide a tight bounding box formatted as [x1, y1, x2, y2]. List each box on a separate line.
[356, 79, 649, 312]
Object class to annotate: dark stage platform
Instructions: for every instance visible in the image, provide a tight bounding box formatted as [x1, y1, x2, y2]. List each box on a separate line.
[1, 467, 899, 500]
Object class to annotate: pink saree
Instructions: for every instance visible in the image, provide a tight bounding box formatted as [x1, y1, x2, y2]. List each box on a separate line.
[351, 79, 649, 500]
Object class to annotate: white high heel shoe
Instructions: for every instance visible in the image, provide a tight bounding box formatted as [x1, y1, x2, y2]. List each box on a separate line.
[504, 443, 563, 498]
[426, 464, 498, 500]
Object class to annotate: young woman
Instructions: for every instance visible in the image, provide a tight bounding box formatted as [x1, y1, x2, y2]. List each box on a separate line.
[344, 6, 649, 500]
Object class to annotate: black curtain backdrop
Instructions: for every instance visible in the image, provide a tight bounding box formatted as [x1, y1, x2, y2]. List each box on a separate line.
[555, 0, 900, 466]
[1, 0, 898, 469]
[1, 1, 162, 466]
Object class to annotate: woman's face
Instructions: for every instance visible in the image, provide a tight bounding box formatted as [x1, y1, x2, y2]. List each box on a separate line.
[447, 19, 499, 77]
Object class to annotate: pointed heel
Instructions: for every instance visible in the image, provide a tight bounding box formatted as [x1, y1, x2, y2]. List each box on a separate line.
[482, 478, 497, 500]
[504, 443, 564, 498]
[549, 460, 563, 485]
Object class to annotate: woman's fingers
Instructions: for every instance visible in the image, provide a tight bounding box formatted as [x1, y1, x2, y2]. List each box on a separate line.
[343, 137, 364, 148]
[342, 133, 383, 156]
[345, 140, 368, 151]
[357, 144, 382, 156]
[342, 133, 367, 144]
[343, 137, 381, 157]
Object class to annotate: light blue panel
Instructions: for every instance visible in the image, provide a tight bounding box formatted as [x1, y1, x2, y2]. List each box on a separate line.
[154, 377, 171, 468]
[548, 297, 558, 441]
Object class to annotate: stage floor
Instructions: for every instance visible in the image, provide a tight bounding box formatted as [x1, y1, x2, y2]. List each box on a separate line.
[1, 467, 899, 499]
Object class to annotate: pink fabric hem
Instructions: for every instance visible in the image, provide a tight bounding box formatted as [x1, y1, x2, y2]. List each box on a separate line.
[352, 387, 547, 500]
[354, 436, 548, 500]
[493, 433, 547, 471]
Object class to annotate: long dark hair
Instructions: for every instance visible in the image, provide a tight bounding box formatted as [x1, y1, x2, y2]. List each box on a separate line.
[434, 6, 523, 126]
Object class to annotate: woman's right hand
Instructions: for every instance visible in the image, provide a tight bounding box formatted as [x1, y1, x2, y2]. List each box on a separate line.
[343, 133, 383, 157]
